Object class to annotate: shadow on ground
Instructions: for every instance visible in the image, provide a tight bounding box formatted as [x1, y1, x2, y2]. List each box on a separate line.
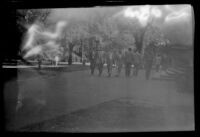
[19, 97, 194, 132]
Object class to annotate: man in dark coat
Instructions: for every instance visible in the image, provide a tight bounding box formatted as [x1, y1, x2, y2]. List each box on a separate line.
[124, 48, 134, 77]
[105, 51, 113, 77]
[96, 50, 105, 76]
[89, 50, 97, 75]
[155, 54, 162, 72]
[37, 55, 42, 69]
[143, 42, 156, 80]
[114, 50, 123, 77]
[133, 50, 141, 76]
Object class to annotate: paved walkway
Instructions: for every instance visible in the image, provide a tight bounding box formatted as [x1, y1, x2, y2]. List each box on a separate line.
[20, 97, 194, 132]
[4, 68, 194, 131]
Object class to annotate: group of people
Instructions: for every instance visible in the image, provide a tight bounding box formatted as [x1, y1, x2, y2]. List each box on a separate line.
[88, 47, 172, 80]
[88, 48, 142, 78]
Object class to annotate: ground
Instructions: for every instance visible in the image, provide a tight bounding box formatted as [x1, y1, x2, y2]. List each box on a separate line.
[3, 65, 194, 132]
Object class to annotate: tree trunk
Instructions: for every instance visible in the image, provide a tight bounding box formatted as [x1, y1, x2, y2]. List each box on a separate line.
[141, 26, 149, 57]
[68, 44, 73, 65]
[68, 51, 72, 65]
[135, 27, 146, 54]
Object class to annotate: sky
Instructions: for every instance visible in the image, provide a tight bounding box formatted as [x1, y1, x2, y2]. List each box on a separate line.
[47, 5, 194, 46]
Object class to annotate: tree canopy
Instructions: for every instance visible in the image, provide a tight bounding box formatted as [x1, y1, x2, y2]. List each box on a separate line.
[17, 7, 175, 63]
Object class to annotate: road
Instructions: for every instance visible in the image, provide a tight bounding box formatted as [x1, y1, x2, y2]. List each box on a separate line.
[4, 67, 194, 131]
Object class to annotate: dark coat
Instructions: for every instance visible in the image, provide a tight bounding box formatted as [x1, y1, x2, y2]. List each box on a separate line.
[124, 51, 134, 64]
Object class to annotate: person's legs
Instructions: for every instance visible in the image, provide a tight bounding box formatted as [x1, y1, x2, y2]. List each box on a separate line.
[108, 64, 112, 77]
[125, 63, 128, 77]
[38, 60, 41, 69]
[90, 61, 95, 75]
[90, 63, 93, 74]
[144, 61, 148, 79]
[127, 63, 131, 77]
[135, 64, 139, 76]
[158, 65, 161, 72]
[107, 64, 110, 77]
[118, 64, 122, 76]
[145, 61, 153, 80]
[155, 64, 159, 72]
[110, 65, 112, 77]
[93, 63, 96, 74]
[98, 65, 101, 76]
[129, 63, 132, 76]
[133, 64, 137, 76]
[145, 68, 150, 80]
[98, 64, 103, 76]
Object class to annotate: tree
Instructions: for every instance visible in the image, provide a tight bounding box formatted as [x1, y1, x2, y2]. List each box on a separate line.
[87, 14, 136, 52]
[16, 9, 51, 67]
[61, 21, 90, 65]
[143, 24, 167, 55]
[16, 9, 51, 33]
[59, 8, 138, 64]
[112, 17, 142, 51]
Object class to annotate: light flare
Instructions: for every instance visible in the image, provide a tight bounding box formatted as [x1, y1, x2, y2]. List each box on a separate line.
[164, 5, 191, 22]
[24, 46, 42, 58]
[151, 7, 162, 18]
[165, 12, 189, 22]
[23, 24, 40, 50]
[124, 6, 162, 27]
[22, 21, 67, 59]
[41, 21, 67, 39]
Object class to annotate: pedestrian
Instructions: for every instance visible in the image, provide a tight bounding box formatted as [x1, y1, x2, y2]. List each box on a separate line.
[114, 50, 123, 77]
[143, 43, 156, 80]
[55, 56, 59, 66]
[161, 54, 168, 71]
[124, 48, 133, 77]
[155, 54, 162, 72]
[167, 55, 172, 69]
[96, 50, 105, 76]
[37, 55, 42, 69]
[82, 54, 87, 66]
[105, 51, 113, 77]
[89, 50, 97, 75]
[133, 50, 141, 76]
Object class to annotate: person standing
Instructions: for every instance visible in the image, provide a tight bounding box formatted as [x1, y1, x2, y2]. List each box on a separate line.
[55, 56, 59, 66]
[37, 55, 42, 69]
[89, 50, 97, 75]
[124, 48, 133, 77]
[96, 50, 105, 76]
[115, 50, 123, 77]
[133, 50, 141, 76]
[105, 51, 113, 77]
[82, 54, 87, 66]
[143, 43, 156, 80]
[155, 54, 162, 72]
[161, 54, 168, 71]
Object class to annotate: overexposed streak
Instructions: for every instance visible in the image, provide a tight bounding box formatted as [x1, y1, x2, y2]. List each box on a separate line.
[43, 41, 59, 49]
[151, 7, 162, 18]
[123, 6, 162, 27]
[165, 12, 189, 22]
[164, 5, 191, 22]
[41, 21, 67, 39]
[139, 6, 151, 26]
[164, 5, 174, 12]
[24, 46, 42, 58]
[23, 24, 40, 50]
[23, 21, 67, 59]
